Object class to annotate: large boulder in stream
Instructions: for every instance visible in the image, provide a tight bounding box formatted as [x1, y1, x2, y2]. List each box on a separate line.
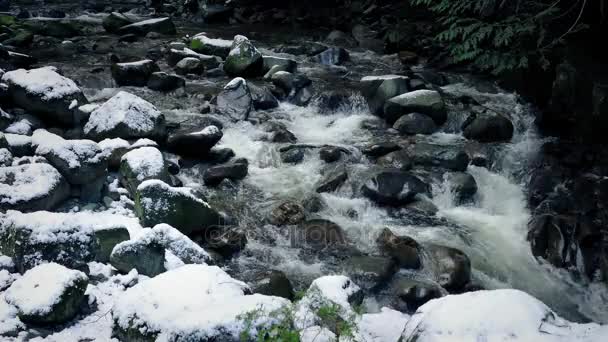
[360, 75, 410, 116]
[377, 228, 421, 269]
[223, 35, 264, 77]
[295, 219, 347, 250]
[216, 77, 252, 121]
[362, 170, 430, 206]
[462, 111, 514, 142]
[167, 125, 223, 157]
[1, 67, 87, 126]
[393, 112, 437, 135]
[406, 143, 470, 172]
[203, 158, 249, 185]
[117, 17, 176, 36]
[384, 89, 446, 125]
[111, 60, 160, 87]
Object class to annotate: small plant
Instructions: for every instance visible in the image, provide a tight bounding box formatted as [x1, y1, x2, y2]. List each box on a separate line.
[238, 305, 300, 342]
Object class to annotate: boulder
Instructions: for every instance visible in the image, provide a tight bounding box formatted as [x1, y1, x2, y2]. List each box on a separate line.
[110, 236, 166, 277]
[343, 255, 396, 291]
[424, 244, 471, 291]
[175, 57, 204, 75]
[102, 12, 134, 33]
[360, 75, 410, 116]
[147, 72, 185, 91]
[362, 170, 429, 206]
[84, 91, 166, 141]
[216, 78, 252, 121]
[112, 265, 290, 341]
[362, 141, 401, 158]
[251, 270, 295, 300]
[31, 130, 108, 185]
[249, 83, 279, 110]
[407, 143, 469, 171]
[134, 180, 224, 235]
[4, 263, 88, 324]
[189, 33, 232, 58]
[376, 150, 412, 170]
[1, 67, 87, 126]
[393, 112, 437, 135]
[119, 146, 169, 194]
[384, 90, 446, 125]
[262, 56, 297, 73]
[446, 172, 478, 204]
[462, 111, 514, 142]
[94, 226, 130, 263]
[0, 148, 12, 167]
[315, 164, 348, 193]
[167, 125, 222, 157]
[0, 163, 70, 212]
[117, 17, 176, 36]
[0, 211, 98, 273]
[295, 219, 346, 250]
[271, 72, 312, 94]
[111, 59, 160, 87]
[281, 147, 305, 164]
[377, 228, 421, 269]
[203, 226, 247, 258]
[223, 35, 263, 77]
[385, 274, 445, 312]
[22, 18, 80, 38]
[167, 48, 221, 68]
[269, 201, 306, 226]
[319, 146, 342, 163]
[313, 47, 349, 65]
[203, 158, 248, 185]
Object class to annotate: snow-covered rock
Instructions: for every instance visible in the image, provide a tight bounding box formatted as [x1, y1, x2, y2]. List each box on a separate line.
[2, 133, 33, 157]
[401, 289, 608, 342]
[134, 179, 224, 235]
[356, 308, 410, 342]
[217, 77, 252, 121]
[99, 137, 157, 169]
[189, 33, 232, 58]
[0, 163, 70, 212]
[119, 146, 169, 194]
[32, 129, 108, 185]
[0, 296, 24, 337]
[1, 67, 87, 125]
[110, 59, 160, 87]
[0, 148, 12, 167]
[5, 263, 88, 324]
[166, 48, 221, 69]
[167, 125, 223, 157]
[224, 35, 264, 77]
[84, 91, 166, 141]
[111, 264, 291, 341]
[117, 17, 176, 36]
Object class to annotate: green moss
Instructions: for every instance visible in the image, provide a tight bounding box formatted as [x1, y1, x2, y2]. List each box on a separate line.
[0, 14, 16, 26]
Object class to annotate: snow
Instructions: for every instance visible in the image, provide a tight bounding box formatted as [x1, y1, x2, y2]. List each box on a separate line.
[112, 264, 290, 341]
[4, 117, 38, 135]
[3, 133, 31, 148]
[0, 164, 65, 206]
[1, 67, 82, 101]
[357, 308, 410, 342]
[115, 59, 154, 69]
[388, 89, 442, 106]
[190, 125, 220, 136]
[69, 99, 78, 109]
[124, 17, 169, 26]
[83, 91, 162, 138]
[229, 35, 253, 57]
[98, 137, 130, 154]
[0, 270, 16, 290]
[121, 146, 165, 181]
[225, 77, 246, 89]
[4, 263, 87, 317]
[131, 138, 157, 148]
[78, 103, 99, 114]
[0, 296, 23, 336]
[361, 75, 408, 81]
[192, 33, 232, 47]
[401, 289, 608, 342]
[32, 129, 103, 169]
[0, 148, 11, 165]
[136, 179, 211, 211]
[299, 326, 336, 342]
[0, 256, 14, 271]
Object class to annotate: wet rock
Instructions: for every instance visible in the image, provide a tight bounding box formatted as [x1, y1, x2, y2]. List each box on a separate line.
[313, 47, 349, 65]
[277, 41, 327, 56]
[166, 48, 221, 68]
[5, 263, 88, 324]
[315, 164, 348, 193]
[167, 125, 223, 158]
[528, 214, 574, 268]
[203, 158, 248, 185]
[316, 91, 352, 114]
[407, 143, 470, 172]
[271, 72, 312, 94]
[147, 72, 185, 91]
[94, 226, 130, 263]
[377, 228, 422, 269]
[175, 57, 204, 75]
[406, 195, 439, 216]
[281, 147, 305, 164]
[135, 179, 225, 235]
[119, 146, 170, 194]
[291, 86, 313, 106]
[207, 147, 236, 164]
[319, 146, 342, 163]
[111, 59, 160, 87]
[424, 244, 471, 291]
[362, 170, 429, 206]
[295, 219, 346, 250]
[446, 172, 478, 204]
[462, 111, 514, 143]
[377, 150, 412, 170]
[269, 201, 306, 226]
[118, 33, 138, 42]
[262, 56, 297, 73]
[110, 238, 165, 277]
[84, 91, 166, 141]
[189, 33, 232, 58]
[360, 75, 410, 116]
[22, 18, 80, 38]
[223, 35, 264, 77]
[216, 77, 252, 121]
[0, 163, 70, 212]
[362, 141, 401, 158]
[251, 270, 295, 300]
[386, 274, 445, 312]
[384, 90, 446, 125]
[1, 67, 87, 126]
[343, 255, 396, 291]
[102, 12, 134, 33]
[249, 83, 279, 110]
[203, 226, 247, 258]
[117, 17, 176, 36]
[393, 112, 437, 135]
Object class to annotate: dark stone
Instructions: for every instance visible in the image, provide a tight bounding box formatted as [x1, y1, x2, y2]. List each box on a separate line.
[384, 90, 447, 125]
[447, 172, 478, 204]
[362, 142, 401, 158]
[281, 148, 305, 164]
[110, 241, 166, 277]
[295, 219, 346, 250]
[407, 143, 470, 171]
[147, 72, 185, 92]
[204, 226, 247, 258]
[376, 150, 412, 170]
[103, 12, 134, 33]
[344, 255, 396, 291]
[249, 83, 279, 110]
[111, 60, 160, 87]
[94, 226, 130, 263]
[362, 170, 429, 206]
[360, 75, 410, 116]
[387, 275, 445, 312]
[462, 111, 514, 143]
[393, 113, 437, 135]
[316, 164, 348, 193]
[203, 158, 248, 185]
[377, 228, 421, 269]
[313, 47, 349, 65]
[262, 56, 297, 73]
[117, 17, 176, 36]
[424, 244, 471, 291]
[269, 201, 306, 226]
[251, 270, 295, 300]
[216, 78, 252, 121]
[223, 35, 264, 77]
[319, 146, 342, 163]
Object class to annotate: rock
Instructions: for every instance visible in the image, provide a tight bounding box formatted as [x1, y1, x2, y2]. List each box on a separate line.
[406, 195, 439, 216]
[386, 275, 445, 312]
[84, 91, 166, 141]
[343, 255, 396, 291]
[203, 226, 247, 258]
[110, 237, 166, 277]
[315, 164, 348, 193]
[167, 125, 223, 157]
[2, 30, 34, 47]
[295, 219, 346, 250]
[1, 67, 87, 126]
[360, 75, 410, 116]
[0, 164, 70, 212]
[393, 112, 437, 135]
[446, 172, 478, 204]
[175, 57, 204, 75]
[262, 56, 297, 73]
[281, 147, 305, 164]
[31, 130, 108, 185]
[362, 141, 401, 158]
[118, 33, 138, 42]
[407, 143, 470, 171]
[377, 228, 421, 269]
[135, 179, 224, 235]
[249, 83, 279, 110]
[98, 138, 153, 169]
[362, 170, 429, 206]
[119, 146, 169, 194]
[462, 111, 514, 142]
[166, 48, 221, 68]
[251, 270, 295, 300]
[424, 244, 471, 291]
[216, 77, 252, 121]
[117, 17, 176, 36]
[203, 158, 248, 185]
[384, 90, 446, 125]
[147, 72, 185, 91]
[223, 35, 264, 77]
[189, 33, 232, 58]
[94, 226, 130, 263]
[5, 263, 88, 324]
[111, 59, 160, 87]
[0, 148, 12, 166]
[102, 12, 134, 33]
[207, 147, 235, 164]
[376, 150, 412, 170]
[326, 30, 356, 47]
[269, 201, 306, 226]
[313, 47, 349, 65]
[316, 91, 352, 114]
[271, 71, 312, 93]
[0, 211, 98, 273]
[112, 265, 290, 341]
[319, 146, 342, 163]
[291, 86, 314, 106]
[22, 19, 80, 38]
[6, 51, 37, 69]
